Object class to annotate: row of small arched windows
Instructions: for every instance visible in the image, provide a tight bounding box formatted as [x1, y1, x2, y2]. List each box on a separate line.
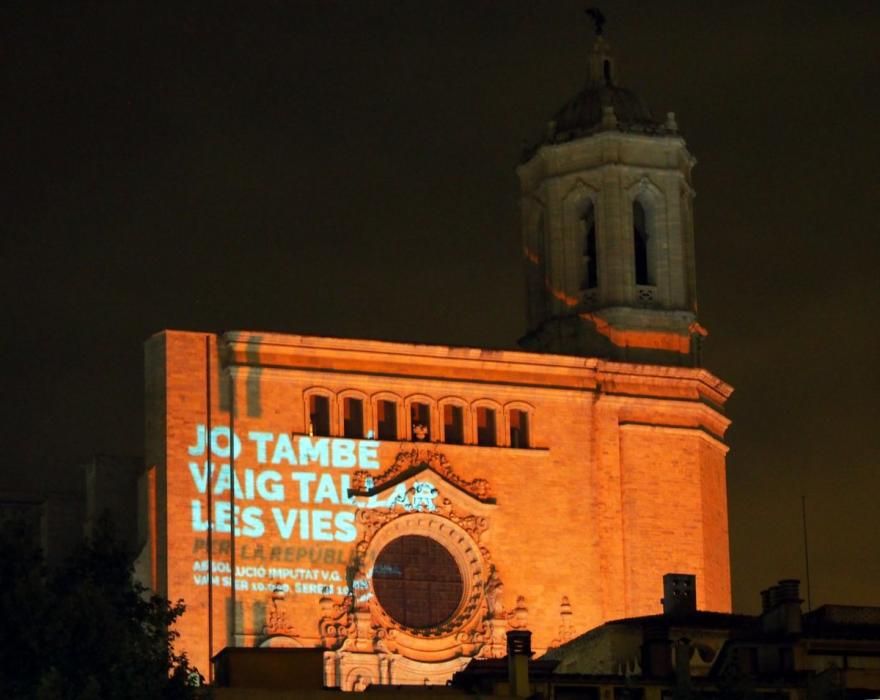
[303, 390, 532, 449]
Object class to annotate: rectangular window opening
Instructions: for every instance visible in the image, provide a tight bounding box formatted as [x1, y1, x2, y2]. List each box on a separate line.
[343, 397, 364, 439]
[411, 402, 430, 441]
[377, 400, 398, 441]
[309, 395, 331, 437]
[443, 405, 464, 444]
[509, 409, 530, 448]
[476, 407, 497, 447]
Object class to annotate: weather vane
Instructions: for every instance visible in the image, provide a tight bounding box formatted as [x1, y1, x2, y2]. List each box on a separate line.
[585, 7, 606, 37]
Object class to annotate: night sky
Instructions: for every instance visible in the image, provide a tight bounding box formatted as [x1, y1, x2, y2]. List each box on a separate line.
[3, 1, 879, 614]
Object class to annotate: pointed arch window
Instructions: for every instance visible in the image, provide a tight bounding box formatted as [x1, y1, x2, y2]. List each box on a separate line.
[581, 203, 598, 290]
[633, 200, 654, 286]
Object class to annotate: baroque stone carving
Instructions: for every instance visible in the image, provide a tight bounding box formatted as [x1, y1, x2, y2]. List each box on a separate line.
[485, 566, 504, 619]
[318, 588, 352, 650]
[318, 506, 503, 664]
[478, 566, 509, 659]
[353, 496, 489, 548]
[549, 595, 575, 648]
[263, 582, 297, 637]
[318, 453, 507, 669]
[507, 595, 529, 630]
[351, 446, 494, 502]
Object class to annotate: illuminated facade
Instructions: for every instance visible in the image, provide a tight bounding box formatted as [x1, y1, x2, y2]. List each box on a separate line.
[143, 33, 732, 689]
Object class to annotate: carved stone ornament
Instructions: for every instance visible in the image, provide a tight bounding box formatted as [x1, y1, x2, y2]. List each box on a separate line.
[351, 445, 494, 503]
[479, 565, 510, 659]
[318, 587, 352, 651]
[317, 500, 504, 664]
[548, 595, 575, 648]
[263, 582, 297, 637]
[507, 595, 529, 630]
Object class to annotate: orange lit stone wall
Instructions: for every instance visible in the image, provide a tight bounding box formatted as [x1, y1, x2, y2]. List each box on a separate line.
[144, 329, 732, 682]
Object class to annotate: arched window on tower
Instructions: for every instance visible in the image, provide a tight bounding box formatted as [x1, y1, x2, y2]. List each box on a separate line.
[581, 204, 598, 290]
[633, 200, 653, 286]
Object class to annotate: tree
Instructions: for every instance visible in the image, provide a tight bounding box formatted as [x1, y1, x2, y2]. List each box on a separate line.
[0, 516, 202, 699]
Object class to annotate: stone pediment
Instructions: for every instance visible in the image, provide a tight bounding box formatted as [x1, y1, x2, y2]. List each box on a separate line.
[348, 445, 495, 505]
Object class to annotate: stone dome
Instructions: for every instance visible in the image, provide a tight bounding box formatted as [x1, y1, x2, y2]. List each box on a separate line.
[522, 35, 676, 161]
[552, 82, 659, 136]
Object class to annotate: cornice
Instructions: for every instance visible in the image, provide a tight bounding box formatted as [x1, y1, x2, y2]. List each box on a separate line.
[517, 132, 692, 191]
[619, 421, 731, 454]
[199, 329, 733, 407]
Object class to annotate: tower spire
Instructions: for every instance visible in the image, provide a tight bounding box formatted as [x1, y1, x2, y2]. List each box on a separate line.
[585, 9, 615, 86]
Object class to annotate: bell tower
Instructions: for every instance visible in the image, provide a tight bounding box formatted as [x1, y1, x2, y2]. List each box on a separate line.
[518, 22, 704, 366]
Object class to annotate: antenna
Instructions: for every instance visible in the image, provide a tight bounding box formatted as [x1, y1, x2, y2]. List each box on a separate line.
[801, 495, 813, 611]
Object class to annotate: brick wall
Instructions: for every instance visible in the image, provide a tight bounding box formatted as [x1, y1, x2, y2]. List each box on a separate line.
[145, 330, 732, 675]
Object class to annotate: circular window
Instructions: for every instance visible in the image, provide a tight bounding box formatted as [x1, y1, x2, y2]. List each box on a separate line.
[372, 535, 464, 630]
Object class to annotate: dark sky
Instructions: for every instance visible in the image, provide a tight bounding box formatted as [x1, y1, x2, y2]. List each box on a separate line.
[3, 1, 879, 614]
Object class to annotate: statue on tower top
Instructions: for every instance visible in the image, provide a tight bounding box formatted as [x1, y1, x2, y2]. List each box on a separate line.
[585, 7, 606, 37]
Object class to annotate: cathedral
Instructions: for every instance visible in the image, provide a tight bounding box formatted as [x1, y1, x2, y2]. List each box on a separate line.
[143, 29, 732, 689]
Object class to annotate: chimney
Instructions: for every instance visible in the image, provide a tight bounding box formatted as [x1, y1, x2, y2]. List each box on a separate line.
[778, 579, 800, 602]
[506, 630, 531, 697]
[760, 588, 772, 613]
[760, 579, 802, 635]
[778, 579, 803, 634]
[661, 573, 697, 618]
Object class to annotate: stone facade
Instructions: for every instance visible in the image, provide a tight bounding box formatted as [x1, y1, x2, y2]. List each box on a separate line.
[143, 331, 731, 686]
